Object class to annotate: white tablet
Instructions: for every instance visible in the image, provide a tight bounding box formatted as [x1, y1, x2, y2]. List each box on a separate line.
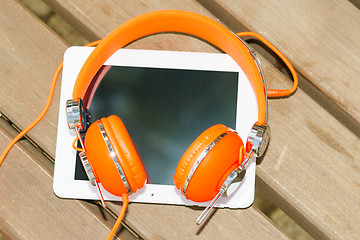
[53, 47, 258, 208]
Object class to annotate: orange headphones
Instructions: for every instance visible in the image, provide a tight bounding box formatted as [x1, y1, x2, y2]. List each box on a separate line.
[66, 10, 297, 238]
[0, 10, 297, 240]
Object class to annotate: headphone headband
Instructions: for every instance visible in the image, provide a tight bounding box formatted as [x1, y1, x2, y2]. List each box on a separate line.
[72, 10, 267, 123]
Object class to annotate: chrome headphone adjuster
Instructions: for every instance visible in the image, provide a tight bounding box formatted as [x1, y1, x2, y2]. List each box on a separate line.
[247, 123, 270, 157]
[74, 126, 107, 208]
[79, 152, 96, 186]
[66, 98, 87, 131]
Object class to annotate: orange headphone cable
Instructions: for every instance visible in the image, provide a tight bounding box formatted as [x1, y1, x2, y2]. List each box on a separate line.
[0, 40, 102, 167]
[236, 32, 298, 98]
[72, 135, 84, 152]
[106, 193, 129, 240]
[0, 34, 296, 165]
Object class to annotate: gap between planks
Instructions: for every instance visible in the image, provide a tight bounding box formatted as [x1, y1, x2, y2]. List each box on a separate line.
[196, 0, 360, 139]
[0, 113, 142, 240]
[7, 0, 334, 239]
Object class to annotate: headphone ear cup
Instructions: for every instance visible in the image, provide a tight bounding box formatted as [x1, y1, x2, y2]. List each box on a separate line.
[84, 115, 146, 196]
[174, 124, 243, 202]
[102, 115, 147, 192]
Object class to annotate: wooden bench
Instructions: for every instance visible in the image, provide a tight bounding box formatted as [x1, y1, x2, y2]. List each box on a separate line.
[1, 0, 359, 239]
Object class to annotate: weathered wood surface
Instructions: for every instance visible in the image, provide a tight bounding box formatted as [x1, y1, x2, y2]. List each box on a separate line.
[0, 117, 137, 240]
[38, 0, 360, 239]
[0, 0, 290, 239]
[201, 0, 360, 124]
[0, 0, 64, 157]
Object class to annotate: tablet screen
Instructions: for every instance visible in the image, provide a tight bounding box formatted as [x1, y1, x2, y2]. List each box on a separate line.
[55, 47, 257, 207]
[75, 66, 238, 185]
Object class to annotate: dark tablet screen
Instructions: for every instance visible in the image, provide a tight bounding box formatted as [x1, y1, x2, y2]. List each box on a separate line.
[76, 65, 238, 185]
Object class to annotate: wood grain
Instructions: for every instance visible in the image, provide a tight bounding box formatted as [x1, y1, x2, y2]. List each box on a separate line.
[41, 0, 360, 239]
[110, 202, 288, 240]
[199, 0, 360, 124]
[257, 55, 360, 240]
[0, 0, 65, 157]
[0, 118, 135, 240]
[0, 0, 290, 239]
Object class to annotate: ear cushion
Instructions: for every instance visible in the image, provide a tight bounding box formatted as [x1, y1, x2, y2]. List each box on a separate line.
[174, 124, 230, 189]
[174, 124, 243, 202]
[84, 121, 129, 196]
[101, 115, 147, 193]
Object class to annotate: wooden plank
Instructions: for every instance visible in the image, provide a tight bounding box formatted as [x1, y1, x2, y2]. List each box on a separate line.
[42, 0, 218, 52]
[195, 1, 360, 238]
[198, 0, 360, 124]
[0, 118, 135, 240]
[0, 0, 289, 239]
[256, 55, 360, 240]
[42, 1, 360, 239]
[114, 202, 288, 240]
[0, 0, 65, 157]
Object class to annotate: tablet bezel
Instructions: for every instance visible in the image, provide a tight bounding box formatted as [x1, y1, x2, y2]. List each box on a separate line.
[53, 47, 258, 208]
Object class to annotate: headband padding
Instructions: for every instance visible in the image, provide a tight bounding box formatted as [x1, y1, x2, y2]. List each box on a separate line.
[101, 116, 146, 193]
[72, 10, 266, 123]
